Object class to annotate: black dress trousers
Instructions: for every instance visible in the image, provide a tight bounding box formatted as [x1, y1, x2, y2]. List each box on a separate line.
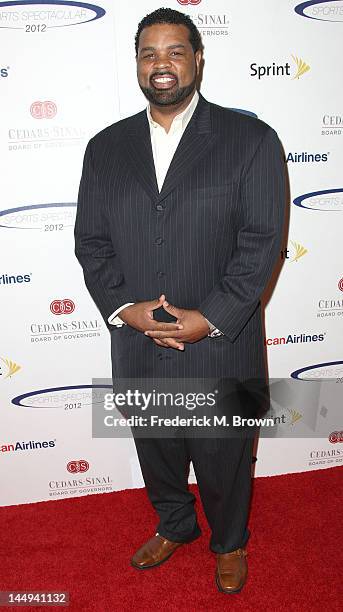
[133, 433, 254, 554]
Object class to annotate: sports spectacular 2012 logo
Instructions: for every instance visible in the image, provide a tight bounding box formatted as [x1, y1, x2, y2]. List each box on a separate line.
[295, 1, 343, 22]
[294, 188, 343, 211]
[0, 1, 106, 31]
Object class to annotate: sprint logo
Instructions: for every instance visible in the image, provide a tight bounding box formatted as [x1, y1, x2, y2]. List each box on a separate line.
[0, 357, 21, 379]
[250, 55, 310, 80]
[289, 409, 302, 425]
[281, 241, 308, 262]
[292, 55, 310, 79]
[289, 241, 308, 262]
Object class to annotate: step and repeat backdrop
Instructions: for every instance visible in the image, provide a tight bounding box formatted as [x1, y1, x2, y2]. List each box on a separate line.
[1, 0, 342, 506]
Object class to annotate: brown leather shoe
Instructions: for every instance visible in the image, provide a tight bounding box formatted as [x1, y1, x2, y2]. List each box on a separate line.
[131, 534, 184, 569]
[215, 548, 248, 594]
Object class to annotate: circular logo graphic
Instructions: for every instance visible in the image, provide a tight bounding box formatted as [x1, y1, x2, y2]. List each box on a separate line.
[338, 278, 343, 292]
[30, 101, 57, 119]
[67, 460, 90, 473]
[329, 431, 343, 444]
[177, 0, 201, 5]
[50, 299, 75, 315]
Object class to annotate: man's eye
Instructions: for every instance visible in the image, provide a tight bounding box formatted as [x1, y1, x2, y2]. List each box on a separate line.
[170, 51, 182, 56]
[143, 54, 154, 59]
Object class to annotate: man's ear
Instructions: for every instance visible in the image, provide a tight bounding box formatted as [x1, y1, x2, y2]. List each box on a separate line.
[195, 50, 202, 75]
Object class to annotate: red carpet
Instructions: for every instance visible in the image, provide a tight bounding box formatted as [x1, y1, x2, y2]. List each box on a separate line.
[1, 466, 342, 611]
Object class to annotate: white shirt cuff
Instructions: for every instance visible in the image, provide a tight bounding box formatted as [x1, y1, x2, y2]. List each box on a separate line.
[204, 317, 224, 337]
[108, 303, 134, 326]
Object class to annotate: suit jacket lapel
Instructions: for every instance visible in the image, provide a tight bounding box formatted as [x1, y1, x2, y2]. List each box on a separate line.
[123, 111, 159, 201]
[158, 94, 217, 202]
[122, 93, 217, 203]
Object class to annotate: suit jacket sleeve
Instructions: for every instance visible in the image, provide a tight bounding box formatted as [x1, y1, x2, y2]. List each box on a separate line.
[198, 126, 285, 342]
[74, 139, 134, 324]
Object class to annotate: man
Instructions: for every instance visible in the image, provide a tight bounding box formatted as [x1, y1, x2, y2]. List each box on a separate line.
[74, 8, 285, 595]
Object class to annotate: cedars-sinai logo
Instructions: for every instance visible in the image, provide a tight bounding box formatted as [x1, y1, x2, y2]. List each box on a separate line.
[67, 459, 89, 473]
[30, 101, 57, 119]
[50, 299, 75, 315]
[295, 1, 343, 22]
[329, 431, 343, 443]
[177, 0, 202, 5]
[0, 1, 106, 31]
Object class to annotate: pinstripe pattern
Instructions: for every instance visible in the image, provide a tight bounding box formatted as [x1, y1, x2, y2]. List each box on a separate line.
[74, 93, 285, 381]
[74, 93, 286, 552]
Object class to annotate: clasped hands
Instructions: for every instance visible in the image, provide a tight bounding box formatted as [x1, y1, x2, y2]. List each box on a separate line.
[118, 294, 210, 350]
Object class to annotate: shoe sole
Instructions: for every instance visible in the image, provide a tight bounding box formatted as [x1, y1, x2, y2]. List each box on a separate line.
[215, 571, 245, 594]
[131, 546, 182, 570]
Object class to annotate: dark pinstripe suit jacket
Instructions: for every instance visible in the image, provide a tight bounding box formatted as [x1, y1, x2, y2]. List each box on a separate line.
[74, 93, 285, 379]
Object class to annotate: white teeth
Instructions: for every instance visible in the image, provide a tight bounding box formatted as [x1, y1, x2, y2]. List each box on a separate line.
[154, 77, 174, 83]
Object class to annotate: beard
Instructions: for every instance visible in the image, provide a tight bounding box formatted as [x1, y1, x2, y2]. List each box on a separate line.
[139, 73, 197, 107]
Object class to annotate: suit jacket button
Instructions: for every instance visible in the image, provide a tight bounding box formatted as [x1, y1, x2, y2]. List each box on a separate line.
[154, 237, 164, 245]
[157, 271, 165, 278]
[155, 204, 164, 211]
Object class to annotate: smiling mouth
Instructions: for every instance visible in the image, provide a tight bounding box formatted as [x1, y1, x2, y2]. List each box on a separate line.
[151, 74, 178, 89]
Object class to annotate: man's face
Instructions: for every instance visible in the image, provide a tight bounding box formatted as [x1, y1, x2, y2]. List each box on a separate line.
[136, 23, 201, 107]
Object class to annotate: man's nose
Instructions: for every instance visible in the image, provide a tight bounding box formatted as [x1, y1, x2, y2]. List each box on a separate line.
[152, 54, 172, 71]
